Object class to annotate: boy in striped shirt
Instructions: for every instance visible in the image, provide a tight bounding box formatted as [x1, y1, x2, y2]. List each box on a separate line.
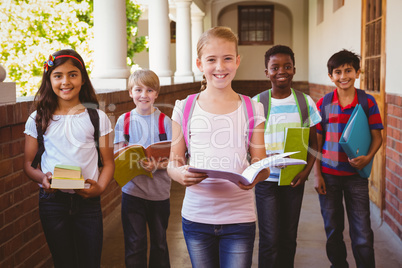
[253, 45, 321, 268]
[314, 49, 383, 268]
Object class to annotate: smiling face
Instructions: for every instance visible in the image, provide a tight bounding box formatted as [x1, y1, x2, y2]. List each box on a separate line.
[129, 82, 158, 115]
[196, 37, 240, 91]
[265, 53, 295, 92]
[50, 60, 84, 106]
[328, 63, 360, 92]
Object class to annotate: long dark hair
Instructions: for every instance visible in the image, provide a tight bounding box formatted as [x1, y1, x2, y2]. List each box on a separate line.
[33, 49, 99, 133]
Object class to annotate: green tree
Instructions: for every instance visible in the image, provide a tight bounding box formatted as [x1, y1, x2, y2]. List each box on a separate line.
[0, 0, 146, 96]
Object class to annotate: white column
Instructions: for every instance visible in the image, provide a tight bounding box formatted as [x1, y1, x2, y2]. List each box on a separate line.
[191, 12, 204, 82]
[92, 0, 130, 91]
[174, 0, 194, 83]
[148, 0, 173, 85]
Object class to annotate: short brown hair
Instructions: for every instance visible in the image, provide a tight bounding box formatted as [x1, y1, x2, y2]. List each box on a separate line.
[128, 69, 160, 93]
[327, 49, 360, 75]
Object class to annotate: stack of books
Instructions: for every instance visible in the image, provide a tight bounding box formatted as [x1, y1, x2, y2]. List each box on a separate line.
[51, 164, 85, 189]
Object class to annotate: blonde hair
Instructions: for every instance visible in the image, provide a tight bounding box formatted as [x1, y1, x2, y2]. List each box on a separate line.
[197, 26, 239, 91]
[128, 69, 160, 93]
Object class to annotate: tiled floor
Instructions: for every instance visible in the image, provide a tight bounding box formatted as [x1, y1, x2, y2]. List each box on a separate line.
[101, 178, 402, 268]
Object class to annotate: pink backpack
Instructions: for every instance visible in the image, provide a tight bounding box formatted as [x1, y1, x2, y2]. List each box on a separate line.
[182, 93, 256, 152]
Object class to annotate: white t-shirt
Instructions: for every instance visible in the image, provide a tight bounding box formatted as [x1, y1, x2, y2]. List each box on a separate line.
[172, 96, 265, 224]
[252, 90, 321, 182]
[24, 109, 113, 193]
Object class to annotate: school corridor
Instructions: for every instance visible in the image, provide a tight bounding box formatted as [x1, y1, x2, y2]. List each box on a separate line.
[100, 177, 402, 268]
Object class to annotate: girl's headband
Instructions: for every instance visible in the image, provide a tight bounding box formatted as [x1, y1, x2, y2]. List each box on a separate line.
[43, 54, 84, 72]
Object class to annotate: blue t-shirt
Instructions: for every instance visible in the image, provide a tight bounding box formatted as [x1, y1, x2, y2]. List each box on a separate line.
[114, 108, 172, 200]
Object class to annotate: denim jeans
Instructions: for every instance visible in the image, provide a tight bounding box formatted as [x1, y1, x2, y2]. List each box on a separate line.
[38, 188, 103, 268]
[319, 173, 375, 268]
[121, 193, 170, 268]
[182, 218, 256, 268]
[255, 181, 305, 268]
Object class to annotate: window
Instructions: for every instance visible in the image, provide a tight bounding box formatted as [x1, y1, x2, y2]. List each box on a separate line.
[333, 0, 344, 12]
[362, 0, 383, 92]
[170, 21, 176, 43]
[317, 0, 324, 24]
[238, 5, 274, 45]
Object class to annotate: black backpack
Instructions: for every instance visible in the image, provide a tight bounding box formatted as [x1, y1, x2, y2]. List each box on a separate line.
[31, 108, 103, 169]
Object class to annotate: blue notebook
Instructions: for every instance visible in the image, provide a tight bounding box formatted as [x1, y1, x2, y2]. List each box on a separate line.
[339, 104, 373, 178]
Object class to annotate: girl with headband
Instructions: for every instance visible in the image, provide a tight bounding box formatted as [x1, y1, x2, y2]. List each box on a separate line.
[23, 49, 115, 267]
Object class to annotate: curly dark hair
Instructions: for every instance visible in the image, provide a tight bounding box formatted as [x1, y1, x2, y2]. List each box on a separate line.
[264, 45, 295, 69]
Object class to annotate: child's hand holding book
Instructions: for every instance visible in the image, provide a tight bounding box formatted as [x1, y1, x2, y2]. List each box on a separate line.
[348, 155, 371, 170]
[41, 172, 57, 192]
[238, 167, 270, 190]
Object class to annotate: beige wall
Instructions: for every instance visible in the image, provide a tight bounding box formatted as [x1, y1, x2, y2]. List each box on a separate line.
[386, 0, 402, 95]
[212, 0, 309, 82]
[218, 2, 293, 81]
[134, 0, 309, 83]
[308, 0, 362, 87]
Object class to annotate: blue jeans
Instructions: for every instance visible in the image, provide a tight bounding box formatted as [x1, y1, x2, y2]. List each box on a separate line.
[255, 181, 305, 268]
[182, 218, 256, 268]
[38, 189, 103, 268]
[121, 193, 170, 268]
[319, 173, 375, 268]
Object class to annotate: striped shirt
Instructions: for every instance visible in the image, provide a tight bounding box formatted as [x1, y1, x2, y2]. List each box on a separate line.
[316, 88, 383, 176]
[253, 89, 322, 182]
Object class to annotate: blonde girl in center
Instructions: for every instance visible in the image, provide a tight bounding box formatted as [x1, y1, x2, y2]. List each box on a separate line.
[167, 26, 269, 268]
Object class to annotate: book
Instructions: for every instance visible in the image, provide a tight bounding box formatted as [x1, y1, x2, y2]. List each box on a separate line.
[113, 141, 171, 161]
[113, 141, 171, 187]
[278, 127, 310, 186]
[51, 164, 85, 189]
[339, 104, 373, 178]
[188, 152, 307, 187]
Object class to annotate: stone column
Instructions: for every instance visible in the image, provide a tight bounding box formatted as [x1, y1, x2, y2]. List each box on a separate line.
[92, 0, 130, 91]
[148, 0, 173, 85]
[191, 12, 204, 81]
[0, 64, 16, 104]
[174, 0, 194, 83]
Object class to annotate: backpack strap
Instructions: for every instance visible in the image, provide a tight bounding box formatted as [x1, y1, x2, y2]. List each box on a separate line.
[31, 108, 103, 169]
[158, 112, 167, 141]
[123, 112, 131, 146]
[182, 93, 255, 155]
[240, 94, 255, 147]
[356, 88, 369, 118]
[257, 89, 309, 129]
[257, 89, 271, 119]
[31, 123, 44, 169]
[182, 93, 199, 149]
[321, 91, 334, 138]
[87, 108, 103, 168]
[293, 89, 310, 127]
[321, 89, 368, 138]
[124, 111, 168, 146]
